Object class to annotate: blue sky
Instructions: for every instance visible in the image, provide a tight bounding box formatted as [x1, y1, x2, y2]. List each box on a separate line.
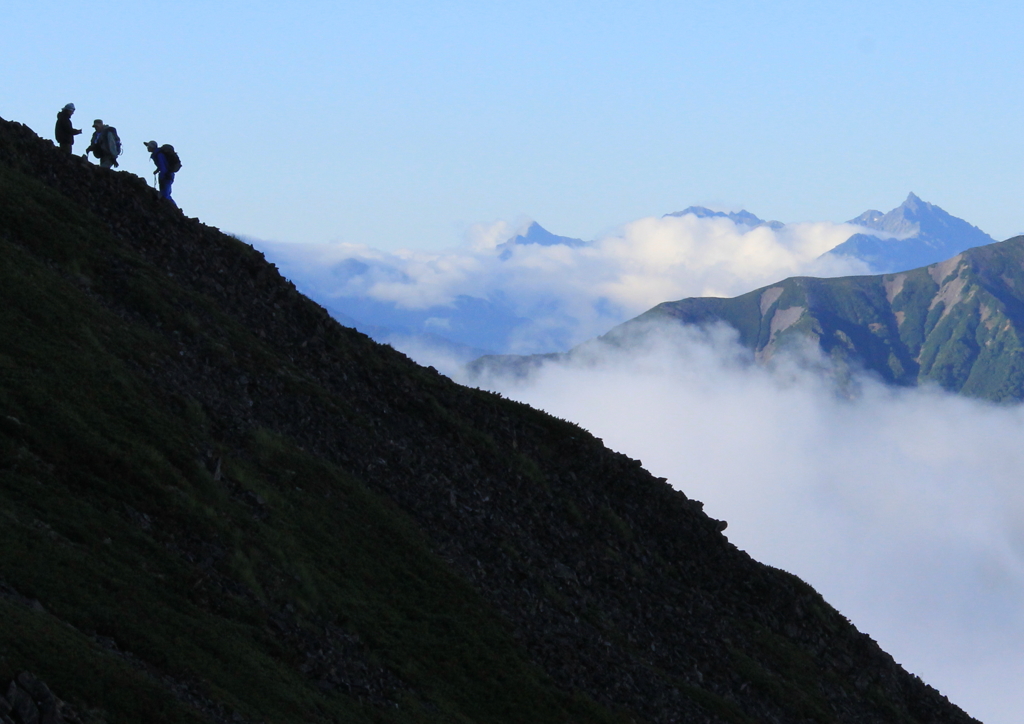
[5, 1, 1024, 249]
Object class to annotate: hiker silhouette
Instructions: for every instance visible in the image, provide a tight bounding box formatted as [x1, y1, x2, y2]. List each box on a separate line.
[145, 140, 179, 207]
[54, 103, 81, 154]
[84, 120, 120, 169]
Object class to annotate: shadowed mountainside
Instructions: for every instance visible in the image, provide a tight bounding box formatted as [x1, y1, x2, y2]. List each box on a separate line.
[0, 115, 978, 723]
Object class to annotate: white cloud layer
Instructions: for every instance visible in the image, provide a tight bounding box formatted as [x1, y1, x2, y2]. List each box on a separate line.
[463, 322, 1024, 724]
[258, 214, 869, 354]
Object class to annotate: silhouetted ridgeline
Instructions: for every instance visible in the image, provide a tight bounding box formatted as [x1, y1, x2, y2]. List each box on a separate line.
[0, 115, 977, 723]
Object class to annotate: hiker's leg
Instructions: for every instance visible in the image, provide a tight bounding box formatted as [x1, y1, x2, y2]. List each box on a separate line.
[159, 174, 177, 207]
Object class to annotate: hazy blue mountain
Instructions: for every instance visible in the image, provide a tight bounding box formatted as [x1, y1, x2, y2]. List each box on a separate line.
[323, 296, 503, 360]
[824, 193, 993, 273]
[506, 221, 588, 247]
[665, 206, 785, 230]
[321, 292, 524, 357]
[497, 221, 588, 260]
[306, 302, 488, 363]
[267, 221, 587, 358]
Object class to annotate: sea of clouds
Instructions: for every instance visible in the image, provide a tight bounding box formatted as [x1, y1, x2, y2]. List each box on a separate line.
[257, 213, 870, 357]
[464, 322, 1024, 724]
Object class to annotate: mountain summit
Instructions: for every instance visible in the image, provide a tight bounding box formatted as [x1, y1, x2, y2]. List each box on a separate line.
[825, 193, 993, 273]
[497, 221, 588, 261]
[502, 221, 588, 249]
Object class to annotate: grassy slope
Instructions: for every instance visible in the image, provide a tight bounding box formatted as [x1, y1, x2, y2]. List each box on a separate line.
[0, 160, 616, 724]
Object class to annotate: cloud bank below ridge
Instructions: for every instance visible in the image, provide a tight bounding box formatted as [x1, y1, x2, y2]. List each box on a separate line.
[466, 321, 1024, 724]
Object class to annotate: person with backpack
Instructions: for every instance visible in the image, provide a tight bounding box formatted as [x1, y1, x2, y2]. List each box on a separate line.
[84, 120, 121, 168]
[145, 140, 180, 206]
[54, 103, 82, 154]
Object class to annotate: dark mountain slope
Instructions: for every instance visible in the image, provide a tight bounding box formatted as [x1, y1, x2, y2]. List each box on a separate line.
[0, 116, 976, 723]
[615, 239, 1024, 400]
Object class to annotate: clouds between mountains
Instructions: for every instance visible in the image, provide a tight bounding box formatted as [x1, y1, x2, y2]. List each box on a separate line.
[470, 321, 1024, 724]
[256, 214, 868, 355]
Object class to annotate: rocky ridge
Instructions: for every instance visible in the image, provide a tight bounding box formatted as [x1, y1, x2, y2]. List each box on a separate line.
[1, 672, 82, 724]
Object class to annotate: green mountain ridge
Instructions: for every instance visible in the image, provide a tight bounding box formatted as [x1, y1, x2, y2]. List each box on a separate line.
[0, 115, 977, 723]
[473, 234, 1024, 403]
[627, 237, 1024, 400]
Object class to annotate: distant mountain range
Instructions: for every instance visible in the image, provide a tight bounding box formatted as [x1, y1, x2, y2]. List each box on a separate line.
[665, 206, 785, 230]
[824, 193, 994, 273]
[267, 196, 996, 364]
[476, 235, 1024, 401]
[269, 221, 589, 361]
[670, 196, 994, 275]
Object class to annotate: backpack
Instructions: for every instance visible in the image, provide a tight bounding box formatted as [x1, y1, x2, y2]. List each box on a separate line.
[104, 127, 122, 158]
[160, 144, 182, 173]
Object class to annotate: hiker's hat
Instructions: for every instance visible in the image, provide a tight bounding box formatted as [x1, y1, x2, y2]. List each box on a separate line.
[63, 103, 75, 112]
[145, 140, 158, 151]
